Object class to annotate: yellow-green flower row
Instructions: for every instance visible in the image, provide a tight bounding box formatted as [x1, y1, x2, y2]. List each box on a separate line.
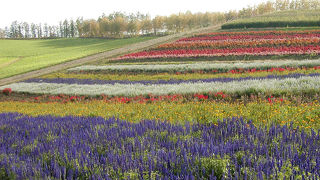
[41, 68, 320, 81]
[0, 100, 319, 129]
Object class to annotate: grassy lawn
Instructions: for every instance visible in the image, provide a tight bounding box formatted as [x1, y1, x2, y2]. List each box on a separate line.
[0, 57, 17, 66]
[0, 37, 155, 79]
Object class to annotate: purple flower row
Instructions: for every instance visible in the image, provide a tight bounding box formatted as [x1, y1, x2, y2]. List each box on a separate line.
[0, 113, 319, 179]
[23, 73, 320, 85]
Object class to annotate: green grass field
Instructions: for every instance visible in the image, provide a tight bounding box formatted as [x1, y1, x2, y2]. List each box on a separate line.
[222, 10, 320, 29]
[0, 37, 155, 78]
[0, 57, 16, 66]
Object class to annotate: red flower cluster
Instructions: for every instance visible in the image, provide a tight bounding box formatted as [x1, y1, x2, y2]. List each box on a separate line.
[24, 93, 230, 103]
[108, 94, 183, 103]
[228, 67, 294, 74]
[194, 92, 227, 100]
[194, 94, 209, 100]
[214, 92, 227, 99]
[314, 66, 320, 70]
[267, 96, 284, 104]
[2, 88, 12, 96]
[32, 95, 87, 103]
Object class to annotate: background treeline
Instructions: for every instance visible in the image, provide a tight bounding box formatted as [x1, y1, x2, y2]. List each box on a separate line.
[0, 20, 78, 39]
[1, 0, 320, 39]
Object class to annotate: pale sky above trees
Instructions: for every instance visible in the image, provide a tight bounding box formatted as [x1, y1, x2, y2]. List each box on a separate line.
[0, 0, 267, 28]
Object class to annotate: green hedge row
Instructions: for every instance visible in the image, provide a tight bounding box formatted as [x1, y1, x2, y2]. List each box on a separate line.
[221, 20, 320, 29]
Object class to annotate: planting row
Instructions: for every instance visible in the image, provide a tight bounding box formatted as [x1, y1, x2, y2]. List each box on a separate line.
[45, 68, 320, 82]
[68, 59, 320, 74]
[193, 30, 320, 37]
[0, 100, 319, 127]
[2, 76, 320, 96]
[22, 73, 320, 85]
[177, 33, 320, 42]
[0, 113, 319, 179]
[155, 38, 320, 50]
[114, 45, 320, 61]
[110, 30, 320, 62]
[222, 20, 320, 29]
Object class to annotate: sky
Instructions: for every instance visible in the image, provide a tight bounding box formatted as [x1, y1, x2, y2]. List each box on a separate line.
[0, 0, 268, 28]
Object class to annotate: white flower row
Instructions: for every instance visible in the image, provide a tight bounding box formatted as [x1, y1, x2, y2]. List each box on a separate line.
[1, 76, 319, 96]
[68, 59, 320, 72]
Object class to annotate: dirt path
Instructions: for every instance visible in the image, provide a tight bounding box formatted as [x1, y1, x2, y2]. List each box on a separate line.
[0, 57, 23, 69]
[0, 25, 221, 86]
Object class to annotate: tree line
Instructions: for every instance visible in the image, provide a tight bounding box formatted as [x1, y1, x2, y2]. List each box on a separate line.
[0, 20, 78, 39]
[1, 0, 319, 39]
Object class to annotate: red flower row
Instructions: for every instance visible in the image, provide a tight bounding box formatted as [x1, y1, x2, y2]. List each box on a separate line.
[17, 92, 291, 105]
[24, 93, 229, 104]
[155, 37, 320, 50]
[115, 45, 320, 60]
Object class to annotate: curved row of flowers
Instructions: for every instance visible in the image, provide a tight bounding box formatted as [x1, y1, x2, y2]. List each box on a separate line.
[2, 76, 320, 96]
[155, 38, 320, 50]
[22, 73, 320, 85]
[114, 45, 320, 61]
[68, 59, 320, 73]
[177, 33, 320, 42]
[112, 30, 320, 62]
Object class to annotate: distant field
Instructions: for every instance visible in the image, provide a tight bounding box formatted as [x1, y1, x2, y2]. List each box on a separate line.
[0, 37, 155, 78]
[222, 10, 320, 29]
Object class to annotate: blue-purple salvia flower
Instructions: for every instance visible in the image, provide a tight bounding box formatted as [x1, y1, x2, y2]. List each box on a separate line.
[0, 113, 319, 179]
[23, 73, 320, 85]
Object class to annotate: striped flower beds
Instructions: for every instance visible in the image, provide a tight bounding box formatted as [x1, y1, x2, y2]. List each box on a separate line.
[112, 30, 320, 62]
[22, 73, 320, 85]
[156, 38, 320, 50]
[1, 29, 320, 180]
[68, 59, 320, 73]
[44, 67, 320, 83]
[2, 75, 320, 96]
[114, 45, 320, 61]
[2, 30, 320, 99]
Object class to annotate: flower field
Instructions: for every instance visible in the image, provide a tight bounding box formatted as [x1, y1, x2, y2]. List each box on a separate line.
[113, 30, 320, 62]
[1, 29, 320, 179]
[1, 113, 319, 179]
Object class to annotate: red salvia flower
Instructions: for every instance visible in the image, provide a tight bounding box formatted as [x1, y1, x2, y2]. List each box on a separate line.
[2, 88, 12, 95]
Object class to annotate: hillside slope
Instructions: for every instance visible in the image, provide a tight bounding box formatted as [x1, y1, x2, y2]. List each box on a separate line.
[0, 37, 156, 79]
[222, 10, 320, 29]
[0, 24, 221, 86]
